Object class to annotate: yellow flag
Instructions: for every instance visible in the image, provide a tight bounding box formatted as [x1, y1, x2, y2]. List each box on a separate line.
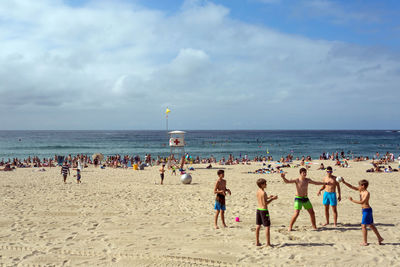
[166, 108, 171, 114]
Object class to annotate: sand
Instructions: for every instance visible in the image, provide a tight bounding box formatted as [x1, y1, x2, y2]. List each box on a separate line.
[1, 161, 399, 266]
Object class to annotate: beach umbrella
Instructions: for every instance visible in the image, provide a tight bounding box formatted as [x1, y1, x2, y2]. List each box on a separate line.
[92, 153, 104, 161]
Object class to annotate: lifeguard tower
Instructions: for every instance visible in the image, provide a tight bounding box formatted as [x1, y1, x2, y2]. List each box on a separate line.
[168, 130, 186, 159]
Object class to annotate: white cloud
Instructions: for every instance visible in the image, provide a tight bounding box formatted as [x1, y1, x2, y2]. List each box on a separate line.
[0, 0, 399, 129]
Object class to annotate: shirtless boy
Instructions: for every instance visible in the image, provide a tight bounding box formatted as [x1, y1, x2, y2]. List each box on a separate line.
[281, 168, 326, 231]
[159, 164, 166, 185]
[214, 170, 231, 229]
[317, 166, 341, 226]
[256, 178, 278, 247]
[342, 178, 384, 246]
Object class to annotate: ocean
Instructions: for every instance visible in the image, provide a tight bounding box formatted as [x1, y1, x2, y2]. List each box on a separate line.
[0, 130, 399, 160]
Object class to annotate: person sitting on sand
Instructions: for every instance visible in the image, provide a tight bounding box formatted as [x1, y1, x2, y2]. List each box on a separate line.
[317, 167, 341, 227]
[255, 178, 278, 247]
[341, 178, 384, 246]
[0, 163, 13, 171]
[280, 168, 327, 231]
[317, 163, 325, 170]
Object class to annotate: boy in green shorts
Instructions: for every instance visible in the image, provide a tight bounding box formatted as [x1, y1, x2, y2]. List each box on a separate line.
[281, 168, 327, 231]
[256, 178, 278, 247]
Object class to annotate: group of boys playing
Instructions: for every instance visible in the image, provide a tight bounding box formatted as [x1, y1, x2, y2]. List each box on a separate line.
[214, 167, 384, 247]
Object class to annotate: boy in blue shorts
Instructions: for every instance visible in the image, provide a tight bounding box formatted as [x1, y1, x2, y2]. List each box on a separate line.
[342, 178, 384, 246]
[213, 170, 231, 229]
[317, 166, 341, 227]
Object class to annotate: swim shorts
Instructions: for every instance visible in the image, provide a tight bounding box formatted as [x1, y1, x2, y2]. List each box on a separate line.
[256, 208, 270, 227]
[322, 192, 337, 206]
[214, 194, 226, 211]
[294, 196, 313, 210]
[361, 207, 374, 225]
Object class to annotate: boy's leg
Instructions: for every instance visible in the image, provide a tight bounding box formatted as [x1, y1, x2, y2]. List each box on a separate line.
[214, 210, 220, 229]
[255, 225, 261, 246]
[361, 224, 368, 246]
[265, 226, 271, 246]
[289, 210, 300, 231]
[221, 210, 227, 227]
[369, 224, 384, 244]
[323, 205, 330, 226]
[332, 206, 338, 227]
[306, 208, 317, 229]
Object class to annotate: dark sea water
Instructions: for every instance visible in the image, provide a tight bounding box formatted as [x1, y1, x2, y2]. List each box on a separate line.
[0, 130, 399, 160]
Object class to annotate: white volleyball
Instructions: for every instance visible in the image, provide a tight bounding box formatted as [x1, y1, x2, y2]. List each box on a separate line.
[181, 173, 192, 184]
[336, 176, 343, 183]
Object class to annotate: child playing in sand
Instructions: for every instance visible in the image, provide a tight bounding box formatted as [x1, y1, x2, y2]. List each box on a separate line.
[317, 166, 341, 227]
[281, 168, 327, 231]
[159, 164, 165, 185]
[342, 178, 384, 246]
[256, 178, 278, 247]
[61, 161, 70, 184]
[214, 170, 231, 229]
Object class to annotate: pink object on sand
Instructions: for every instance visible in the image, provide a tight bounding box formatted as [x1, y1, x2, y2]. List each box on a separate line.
[235, 217, 240, 222]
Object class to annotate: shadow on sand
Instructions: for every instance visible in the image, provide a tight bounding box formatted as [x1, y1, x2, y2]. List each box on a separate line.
[278, 242, 334, 248]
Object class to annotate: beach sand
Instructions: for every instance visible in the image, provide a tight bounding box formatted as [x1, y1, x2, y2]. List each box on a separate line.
[1, 161, 399, 266]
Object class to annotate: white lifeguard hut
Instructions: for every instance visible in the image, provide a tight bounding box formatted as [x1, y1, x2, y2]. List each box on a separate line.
[168, 131, 186, 158]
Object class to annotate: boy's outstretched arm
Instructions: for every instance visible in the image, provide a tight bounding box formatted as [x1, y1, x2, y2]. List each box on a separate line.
[308, 179, 327, 186]
[280, 173, 296, 183]
[342, 178, 358, 191]
[349, 192, 369, 204]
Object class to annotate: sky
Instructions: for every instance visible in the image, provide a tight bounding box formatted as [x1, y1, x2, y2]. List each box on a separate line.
[1, 0, 400, 130]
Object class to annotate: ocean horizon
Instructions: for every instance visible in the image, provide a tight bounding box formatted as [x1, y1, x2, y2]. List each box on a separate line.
[1, 130, 399, 160]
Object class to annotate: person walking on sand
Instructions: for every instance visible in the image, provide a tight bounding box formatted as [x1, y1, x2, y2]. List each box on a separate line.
[281, 168, 327, 231]
[342, 178, 384, 246]
[317, 166, 341, 227]
[61, 161, 70, 184]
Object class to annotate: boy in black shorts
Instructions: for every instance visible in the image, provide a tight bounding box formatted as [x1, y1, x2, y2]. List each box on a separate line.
[256, 178, 278, 247]
[159, 164, 166, 185]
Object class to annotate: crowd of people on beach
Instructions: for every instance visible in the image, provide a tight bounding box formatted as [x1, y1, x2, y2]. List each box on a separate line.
[1, 150, 399, 171]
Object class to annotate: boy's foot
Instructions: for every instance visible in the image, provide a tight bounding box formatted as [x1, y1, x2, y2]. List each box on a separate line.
[322, 223, 329, 226]
[223, 224, 228, 228]
[333, 224, 337, 228]
[360, 242, 369, 246]
[256, 242, 262, 246]
[378, 237, 384, 245]
[214, 225, 219, 229]
[288, 227, 293, 232]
